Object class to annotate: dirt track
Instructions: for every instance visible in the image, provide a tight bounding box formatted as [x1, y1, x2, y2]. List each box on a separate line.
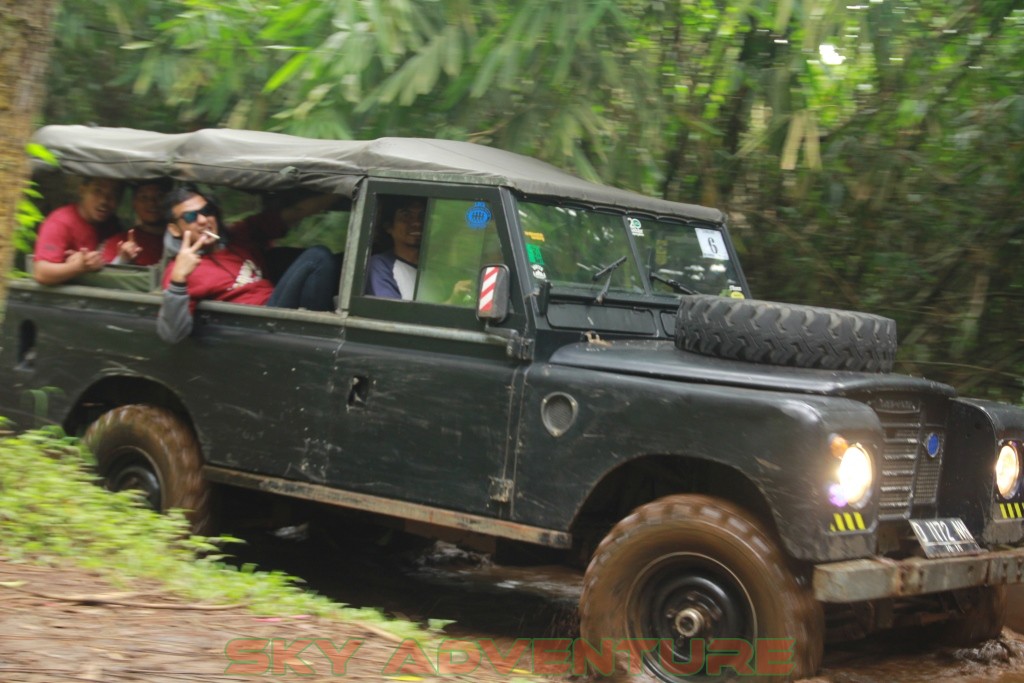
[2, 556, 1024, 683]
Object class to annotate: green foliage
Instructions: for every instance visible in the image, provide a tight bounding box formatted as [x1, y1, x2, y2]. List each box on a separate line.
[13, 184, 44, 255]
[40, 0, 1024, 400]
[0, 424, 426, 639]
[13, 144, 59, 256]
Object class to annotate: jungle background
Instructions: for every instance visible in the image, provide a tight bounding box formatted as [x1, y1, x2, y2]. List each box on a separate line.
[5, 0, 1024, 399]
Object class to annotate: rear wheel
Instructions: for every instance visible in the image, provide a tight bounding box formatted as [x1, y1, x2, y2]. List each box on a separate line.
[580, 495, 823, 682]
[83, 404, 213, 535]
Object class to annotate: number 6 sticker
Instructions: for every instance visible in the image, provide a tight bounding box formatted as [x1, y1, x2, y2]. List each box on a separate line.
[695, 228, 729, 261]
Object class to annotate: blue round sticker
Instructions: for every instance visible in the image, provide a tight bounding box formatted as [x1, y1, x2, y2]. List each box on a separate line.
[466, 201, 491, 229]
[925, 433, 941, 458]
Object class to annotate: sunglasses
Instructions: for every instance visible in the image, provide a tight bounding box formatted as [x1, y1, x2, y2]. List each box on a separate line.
[176, 203, 216, 224]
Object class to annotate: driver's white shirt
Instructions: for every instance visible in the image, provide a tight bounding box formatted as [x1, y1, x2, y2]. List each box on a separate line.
[394, 258, 417, 300]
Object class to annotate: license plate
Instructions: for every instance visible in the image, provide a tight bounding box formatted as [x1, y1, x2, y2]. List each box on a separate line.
[909, 518, 983, 558]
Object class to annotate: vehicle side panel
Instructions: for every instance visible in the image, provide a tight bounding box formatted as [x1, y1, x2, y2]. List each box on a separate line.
[510, 363, 884, 562]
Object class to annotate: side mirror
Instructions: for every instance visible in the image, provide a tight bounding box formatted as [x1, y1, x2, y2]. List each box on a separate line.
[476, 264, 511, 324]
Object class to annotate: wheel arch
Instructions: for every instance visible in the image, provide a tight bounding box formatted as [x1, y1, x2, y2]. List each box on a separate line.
[65, 375, 195, 438]
[569, 453, 775, 562]
[578, 492, 825, 680]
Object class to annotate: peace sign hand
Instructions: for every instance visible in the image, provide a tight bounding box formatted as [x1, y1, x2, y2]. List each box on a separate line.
[169, 230, 212, 284]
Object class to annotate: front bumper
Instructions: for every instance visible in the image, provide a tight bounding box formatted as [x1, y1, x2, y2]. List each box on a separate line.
[814, 547, 1024, 603]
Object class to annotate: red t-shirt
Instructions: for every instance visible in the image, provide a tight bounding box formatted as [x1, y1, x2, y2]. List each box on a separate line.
[161, 212, 286, 310]
[101, 228, 165, 266]
[34, 204, 118, 264]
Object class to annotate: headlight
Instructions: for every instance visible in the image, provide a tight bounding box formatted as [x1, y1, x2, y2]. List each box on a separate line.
[830, 436, 874, 508]
[995, 443, 1021, 500]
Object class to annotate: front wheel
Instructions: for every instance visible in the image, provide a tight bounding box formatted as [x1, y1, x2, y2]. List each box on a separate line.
[936, 586, 1007, 645]
[1007, 585, 1024, 634]
[83, 404, 213, 535]
[580, 495, 823, 682]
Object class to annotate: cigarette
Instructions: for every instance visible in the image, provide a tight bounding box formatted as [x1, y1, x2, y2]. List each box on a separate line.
[202, 230, 221, 242]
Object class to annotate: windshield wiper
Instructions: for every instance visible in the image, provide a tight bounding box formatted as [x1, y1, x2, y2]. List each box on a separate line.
[648, 269, 697, 295]
[592, 255, 628, 304]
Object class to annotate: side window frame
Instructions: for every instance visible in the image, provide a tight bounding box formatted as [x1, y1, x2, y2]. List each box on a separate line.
[347, 180, 521, 331]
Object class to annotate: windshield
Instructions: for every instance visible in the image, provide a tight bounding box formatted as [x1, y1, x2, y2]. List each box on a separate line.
[631, 216, 744, 298]
[517, 201, 743, 298]
[517, 203, 644, 296]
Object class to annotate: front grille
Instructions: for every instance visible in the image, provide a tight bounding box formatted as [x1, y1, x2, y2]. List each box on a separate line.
[914, 451, 943, 506]
[868, 396, 945, 520]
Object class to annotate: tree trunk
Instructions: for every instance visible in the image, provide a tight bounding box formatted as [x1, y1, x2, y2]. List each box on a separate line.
[0, 0, 60, 302]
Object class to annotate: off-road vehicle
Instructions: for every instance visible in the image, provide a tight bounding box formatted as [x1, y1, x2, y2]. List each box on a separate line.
[3, 125, 1024, 681]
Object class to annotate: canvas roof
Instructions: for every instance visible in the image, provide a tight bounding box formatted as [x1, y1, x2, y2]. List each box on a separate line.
[31, 125, 723, 223]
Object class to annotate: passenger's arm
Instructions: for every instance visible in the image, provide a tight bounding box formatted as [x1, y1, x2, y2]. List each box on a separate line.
[156, 284, 193, 344]
[279, 193, 338, 228]
[156, 232, 209, 343]
[444, 279, 475, 306]
[366, 254, 403, 299]
[32, 251, 103, 286]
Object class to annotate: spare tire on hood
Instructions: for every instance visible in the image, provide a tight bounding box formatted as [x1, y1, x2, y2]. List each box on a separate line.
[674, 295, 897, 373]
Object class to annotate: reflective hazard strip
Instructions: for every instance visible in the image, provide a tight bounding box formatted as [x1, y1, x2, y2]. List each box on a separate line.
[999, 502, 1024, 519]
[478, 266, 499, 315]
[996, 503, 1024, 519]
[830, 512, 866, 532]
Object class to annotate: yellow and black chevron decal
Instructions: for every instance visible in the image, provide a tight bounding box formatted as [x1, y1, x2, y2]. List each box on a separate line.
[998, 502, 1024, 519]
[829, 512, 866, 532]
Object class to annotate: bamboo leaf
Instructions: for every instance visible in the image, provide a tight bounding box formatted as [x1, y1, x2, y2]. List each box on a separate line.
[444, 25, 463, 77]
[25, 143, 58, 165]
[470, 46, 504, 98]
[263, 53, 309, 93]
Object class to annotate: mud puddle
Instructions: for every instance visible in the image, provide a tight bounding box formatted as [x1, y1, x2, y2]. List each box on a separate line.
[226, 524, 579, 638]
[223, 520, 1024, 682]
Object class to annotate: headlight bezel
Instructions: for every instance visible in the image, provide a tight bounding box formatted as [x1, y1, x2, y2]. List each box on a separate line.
[995, 441, 1022, 501]
[829, 435, 875, 510]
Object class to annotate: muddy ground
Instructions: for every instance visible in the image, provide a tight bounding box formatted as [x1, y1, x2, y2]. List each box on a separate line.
[2, 546, 1024, 683]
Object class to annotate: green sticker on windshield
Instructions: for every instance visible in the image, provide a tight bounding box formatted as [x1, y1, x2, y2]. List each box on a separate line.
[526, 243, 545, 265]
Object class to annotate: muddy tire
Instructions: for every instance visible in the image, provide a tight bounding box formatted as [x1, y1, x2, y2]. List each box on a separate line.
[937, 586, 1007, 645]
[580, 495, 823, 682]
[84, 404, 213, 535]
[1007, 585, 1024, 634]
[675, 295, 897, 373]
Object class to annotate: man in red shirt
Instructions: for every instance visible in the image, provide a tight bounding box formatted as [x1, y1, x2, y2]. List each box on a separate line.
[157, 186, 339, 343]
[33, 177, 123, 285]
[101, 179, 172, 266]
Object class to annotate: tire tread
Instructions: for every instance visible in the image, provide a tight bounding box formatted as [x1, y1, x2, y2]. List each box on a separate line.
[675, 295, 897, 373]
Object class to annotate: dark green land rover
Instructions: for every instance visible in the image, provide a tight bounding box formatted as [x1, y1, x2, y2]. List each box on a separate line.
[3, 125, 1024, 681]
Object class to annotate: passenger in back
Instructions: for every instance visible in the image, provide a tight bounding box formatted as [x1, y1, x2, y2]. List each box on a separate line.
[33, 177, 123, 285]
[101, 178, 172, 266]
[156, 185, 340, 343]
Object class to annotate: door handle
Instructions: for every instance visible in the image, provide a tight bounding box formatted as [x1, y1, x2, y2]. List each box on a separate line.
[347, 375, 370, 408]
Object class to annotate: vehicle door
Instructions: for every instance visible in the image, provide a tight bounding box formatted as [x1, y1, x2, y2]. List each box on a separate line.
[163, 195, 349, 483]
[331, 181, 528, 518]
